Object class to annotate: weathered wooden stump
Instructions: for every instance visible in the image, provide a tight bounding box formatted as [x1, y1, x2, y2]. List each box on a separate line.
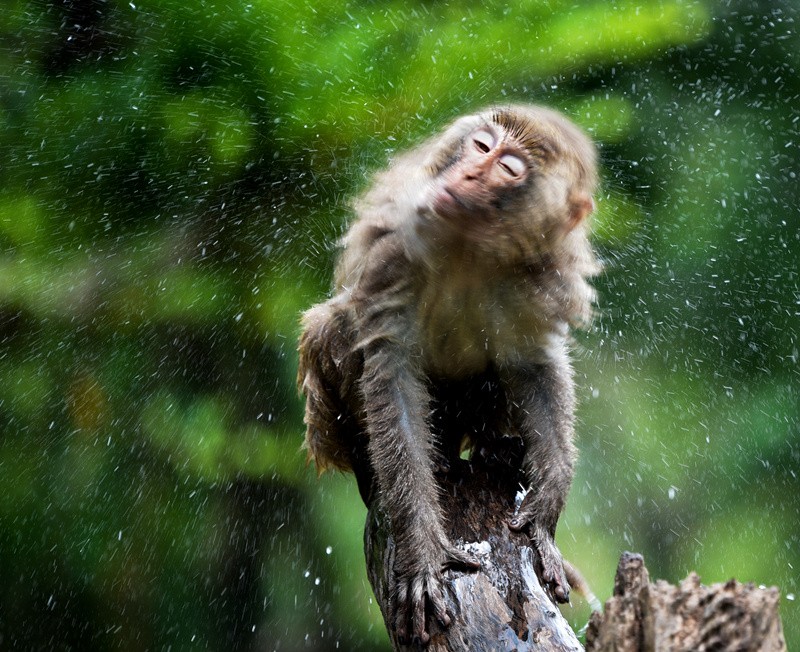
[586, 552, 787, 652]
[363, 437, 583, 651]
[361, 436, 788, 651]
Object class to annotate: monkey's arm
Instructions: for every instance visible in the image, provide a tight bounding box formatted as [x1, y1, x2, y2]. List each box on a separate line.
[359, 336, 480, 644]
[502, 351, 577, 603]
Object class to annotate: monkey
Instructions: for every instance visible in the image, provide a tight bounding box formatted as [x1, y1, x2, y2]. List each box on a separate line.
[297, 104, 599, 645]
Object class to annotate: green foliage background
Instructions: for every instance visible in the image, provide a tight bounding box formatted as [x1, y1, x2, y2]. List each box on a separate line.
[1, 0, 798, 649]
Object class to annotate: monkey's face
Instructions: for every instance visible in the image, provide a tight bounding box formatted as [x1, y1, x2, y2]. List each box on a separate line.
[418, 108, 596, 266]
[430, 123, 532, 228]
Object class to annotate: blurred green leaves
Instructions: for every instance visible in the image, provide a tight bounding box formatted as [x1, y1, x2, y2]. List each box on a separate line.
[1, 0, 798, 649]
[141, 391, 305, 484]
[261, 0, 710, 146]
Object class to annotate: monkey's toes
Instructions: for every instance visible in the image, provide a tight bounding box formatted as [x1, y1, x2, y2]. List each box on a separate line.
[543, 566, 570, 603]
[536, 537, 570, 604]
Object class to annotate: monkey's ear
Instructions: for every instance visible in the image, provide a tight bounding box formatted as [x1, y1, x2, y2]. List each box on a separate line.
[567, 192, 594, 231]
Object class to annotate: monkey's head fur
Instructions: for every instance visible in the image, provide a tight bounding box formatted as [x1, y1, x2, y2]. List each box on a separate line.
[346, 104, 600, 329]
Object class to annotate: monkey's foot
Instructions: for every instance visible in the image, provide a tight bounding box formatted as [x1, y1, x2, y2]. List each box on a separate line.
[393, 546, 480, 645]
[533, 533, 570, 604]
[508, 515, 570, 604]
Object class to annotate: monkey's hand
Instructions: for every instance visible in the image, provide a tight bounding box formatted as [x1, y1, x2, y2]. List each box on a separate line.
[509, 509, 570, 604]
[393, 540, 480, 646]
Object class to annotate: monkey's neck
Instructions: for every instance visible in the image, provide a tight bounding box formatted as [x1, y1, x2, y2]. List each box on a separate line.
[415, 255, 564, 379]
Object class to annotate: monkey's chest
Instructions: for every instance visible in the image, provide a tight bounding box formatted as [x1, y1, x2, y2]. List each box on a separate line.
[417, 280, 549, 378]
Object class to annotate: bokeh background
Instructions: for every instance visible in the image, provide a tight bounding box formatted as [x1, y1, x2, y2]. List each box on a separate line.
[1, 0, 798, 649]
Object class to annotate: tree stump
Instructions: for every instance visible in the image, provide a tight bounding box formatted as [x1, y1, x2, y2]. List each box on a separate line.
[363, 437, 583, 651]
[360, 436, 788, 651]
[585, 552, 787, 652]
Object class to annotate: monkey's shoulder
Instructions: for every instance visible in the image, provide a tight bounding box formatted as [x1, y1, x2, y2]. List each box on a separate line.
[334, 219, 411, 297]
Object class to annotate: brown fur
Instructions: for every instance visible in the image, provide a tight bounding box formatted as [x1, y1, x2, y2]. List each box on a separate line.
[298, 104, 599, 644]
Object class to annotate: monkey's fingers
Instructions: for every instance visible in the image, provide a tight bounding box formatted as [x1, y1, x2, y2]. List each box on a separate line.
[425, 574, 453, 634]
[442, 545, 481, 572]
[393, 571, 445, 646]
[395, 547, 475, 645]
[535, 534, 570, 604]
[508, 493, 538, 532]
[411, 576, 432, 645]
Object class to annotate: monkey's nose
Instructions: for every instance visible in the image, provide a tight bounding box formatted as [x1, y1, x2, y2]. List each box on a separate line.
[463, 166, 487, 181]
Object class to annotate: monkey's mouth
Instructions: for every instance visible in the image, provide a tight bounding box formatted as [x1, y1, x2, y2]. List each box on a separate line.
[432, 187, 474, 220]
[431, 189, 499, 232]
[435, 188, 459, 209]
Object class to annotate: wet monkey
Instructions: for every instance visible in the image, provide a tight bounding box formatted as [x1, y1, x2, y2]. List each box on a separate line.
[298, 105, 599, 644]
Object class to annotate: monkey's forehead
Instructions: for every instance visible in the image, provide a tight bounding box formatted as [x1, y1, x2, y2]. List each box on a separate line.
[486, 104, 597, 182]
[489, 106, 571, 149]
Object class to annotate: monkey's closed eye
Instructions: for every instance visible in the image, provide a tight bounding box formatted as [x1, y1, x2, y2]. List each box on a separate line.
[498, 154, 526, 178]
[473, 130, 495, 154]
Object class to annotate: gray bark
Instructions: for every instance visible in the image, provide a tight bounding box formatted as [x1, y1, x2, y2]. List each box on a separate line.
[363, 437, 583, 651]
[361, 442, 788, 651]
[586, 552, 787, 652]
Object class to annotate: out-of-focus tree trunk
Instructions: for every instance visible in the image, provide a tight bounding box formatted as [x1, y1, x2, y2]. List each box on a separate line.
[586, 552, 787, 652]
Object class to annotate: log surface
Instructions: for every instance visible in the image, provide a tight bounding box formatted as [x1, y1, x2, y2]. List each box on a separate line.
[585, 552, 787, 652]
[359, 440, 788, 651]
[363, 437, 583, 651]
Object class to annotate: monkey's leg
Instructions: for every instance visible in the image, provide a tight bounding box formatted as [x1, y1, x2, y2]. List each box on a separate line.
[298, 302, 366, 475]
[360, 341, 480, 645]
[503, 359, 577, 603]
